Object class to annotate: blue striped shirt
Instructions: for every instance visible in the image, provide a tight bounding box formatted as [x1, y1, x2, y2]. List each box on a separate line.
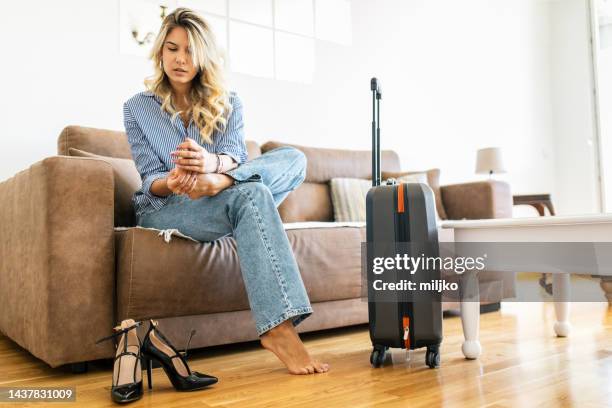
[123, 90, 247, 218]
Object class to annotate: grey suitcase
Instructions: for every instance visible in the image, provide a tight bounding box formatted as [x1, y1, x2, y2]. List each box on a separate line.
[366, 78, 442, 368]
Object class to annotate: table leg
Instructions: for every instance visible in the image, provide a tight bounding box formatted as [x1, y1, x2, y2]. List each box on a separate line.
[544, 200, 556, 216]
[553, 273, 571, 337]
[533, 203, 546, 216]
[460, 271, 481, 359]
[600, 276, 612, 306]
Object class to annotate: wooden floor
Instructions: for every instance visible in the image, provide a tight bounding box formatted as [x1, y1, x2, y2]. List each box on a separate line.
[1, 302, 611, 407]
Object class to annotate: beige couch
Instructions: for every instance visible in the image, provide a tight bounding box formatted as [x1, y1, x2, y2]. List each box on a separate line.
[0, 126, 514, 369]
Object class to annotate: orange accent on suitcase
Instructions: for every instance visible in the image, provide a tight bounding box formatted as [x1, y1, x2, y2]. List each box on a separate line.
[397, 184, 405, 213]
[403, 316, 410, 349]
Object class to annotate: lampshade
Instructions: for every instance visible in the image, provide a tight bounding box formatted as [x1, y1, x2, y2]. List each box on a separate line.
[475, 147, 506, 175]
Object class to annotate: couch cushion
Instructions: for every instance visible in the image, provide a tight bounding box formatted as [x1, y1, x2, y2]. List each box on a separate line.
[262, 141, 401, 223]
[68, 148, 141, 227]
[58, 125, 262, 161]
[261, 141, 401, 183]
[115, 225, 365, 321]
[58, 126, 133, 158]
[278, 182, 333, 222]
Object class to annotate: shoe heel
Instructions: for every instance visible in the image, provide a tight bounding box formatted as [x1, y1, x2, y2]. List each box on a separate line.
[141, 320, 217, 391]
[142, 355, 153, 389]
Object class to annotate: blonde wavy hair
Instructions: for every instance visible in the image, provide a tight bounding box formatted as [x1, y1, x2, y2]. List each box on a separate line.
[145, 7, 231, 144]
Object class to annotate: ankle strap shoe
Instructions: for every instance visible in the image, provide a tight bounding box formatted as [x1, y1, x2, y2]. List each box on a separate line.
[96, 319, 144, 404]
[141, 320, 218, 392]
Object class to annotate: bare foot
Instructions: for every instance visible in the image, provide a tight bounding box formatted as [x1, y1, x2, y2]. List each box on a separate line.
[260, 320, 329, 375]
[188, 173, 234, 199]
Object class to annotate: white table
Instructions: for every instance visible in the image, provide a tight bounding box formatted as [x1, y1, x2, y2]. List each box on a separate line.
[442, 214, 612, 360]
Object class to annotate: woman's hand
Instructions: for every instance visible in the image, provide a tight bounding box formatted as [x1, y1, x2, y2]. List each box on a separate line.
[171, 137, 217, 174]
[167, 167, 198, 195]
[186, 173, 235, 200]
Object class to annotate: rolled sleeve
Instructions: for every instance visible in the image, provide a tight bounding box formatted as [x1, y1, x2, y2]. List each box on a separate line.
[123, 103, 170, 210]
[141, 172, 169, 199]
[216, 93, 248, 165]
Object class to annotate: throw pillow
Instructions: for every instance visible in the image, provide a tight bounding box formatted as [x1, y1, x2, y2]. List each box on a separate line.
[330, 178, 371, 222]
[68, 148, 142, 227]
[393, 172, 428, 185]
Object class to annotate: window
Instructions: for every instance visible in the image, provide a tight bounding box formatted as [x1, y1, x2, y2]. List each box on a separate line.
[591, 0, 612, 211]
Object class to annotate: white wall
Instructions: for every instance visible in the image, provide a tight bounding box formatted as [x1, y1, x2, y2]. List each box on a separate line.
[0, 0, 597, 216]
[233, 0, 556, 196]
[0, 0, 137, 176]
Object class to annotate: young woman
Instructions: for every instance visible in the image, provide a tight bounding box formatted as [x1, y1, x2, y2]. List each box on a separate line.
[106, 6, 329, 403]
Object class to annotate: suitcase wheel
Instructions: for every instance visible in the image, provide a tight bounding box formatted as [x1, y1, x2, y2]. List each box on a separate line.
[370, 345, 387, 368]
[426, 345, 441, 369]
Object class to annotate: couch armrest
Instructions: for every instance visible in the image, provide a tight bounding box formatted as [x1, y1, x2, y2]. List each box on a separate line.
[0, 156, 115, 367]
[441, 180, 512, 220]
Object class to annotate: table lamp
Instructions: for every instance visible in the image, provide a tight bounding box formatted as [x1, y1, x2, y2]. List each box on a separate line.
[476, 147, 506, 177]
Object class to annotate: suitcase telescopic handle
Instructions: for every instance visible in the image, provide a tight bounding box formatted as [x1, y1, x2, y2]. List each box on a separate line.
[371, 78, 382, 187]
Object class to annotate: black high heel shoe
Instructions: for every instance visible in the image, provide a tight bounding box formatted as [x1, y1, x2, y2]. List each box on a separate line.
[141, 320, 218, 391]
[95, 319, 144, 404]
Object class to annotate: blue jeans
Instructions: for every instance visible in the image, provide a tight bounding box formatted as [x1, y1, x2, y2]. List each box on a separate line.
[137, 146, 312, 335]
